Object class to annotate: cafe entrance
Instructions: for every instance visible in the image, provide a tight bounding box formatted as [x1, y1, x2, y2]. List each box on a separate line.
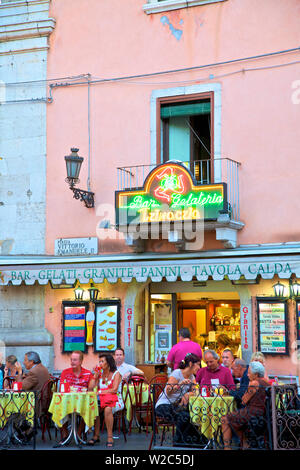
[148, 283, 241, 363]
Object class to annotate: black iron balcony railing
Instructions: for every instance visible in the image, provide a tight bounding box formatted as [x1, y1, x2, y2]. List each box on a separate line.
[117, 158, 241, 222]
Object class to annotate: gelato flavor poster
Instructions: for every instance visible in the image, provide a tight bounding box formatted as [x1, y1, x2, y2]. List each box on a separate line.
[257, 300, 288, 355]
[94, 300, 120, 353]
[62, 304, 87, 353]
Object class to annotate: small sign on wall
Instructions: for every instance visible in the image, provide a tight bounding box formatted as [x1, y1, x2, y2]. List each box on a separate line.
[55, 237, 98, 256]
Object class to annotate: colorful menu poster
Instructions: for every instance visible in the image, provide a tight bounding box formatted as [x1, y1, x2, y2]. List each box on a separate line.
[95, 303, 119, 352]
[63, 305, 86, 352]
[258, 302, 287, 354]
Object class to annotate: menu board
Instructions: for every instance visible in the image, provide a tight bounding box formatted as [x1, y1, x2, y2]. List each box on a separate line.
[257, 300, 288, 355]
[62, 304, 86, 353]
[94, 300, 120, 352]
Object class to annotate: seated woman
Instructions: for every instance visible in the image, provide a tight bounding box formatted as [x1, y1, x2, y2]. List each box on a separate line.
[221, 361, 270, 450]
[3, 355, 23, 388]
[155, 353, 201, 445]
[88, 353, 124, 447]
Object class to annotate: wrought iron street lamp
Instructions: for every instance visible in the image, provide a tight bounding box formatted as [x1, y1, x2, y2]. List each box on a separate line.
[65, 148, 94, 208]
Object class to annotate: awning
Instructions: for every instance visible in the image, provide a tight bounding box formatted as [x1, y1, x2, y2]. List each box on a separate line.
[1, 246, 300, 285]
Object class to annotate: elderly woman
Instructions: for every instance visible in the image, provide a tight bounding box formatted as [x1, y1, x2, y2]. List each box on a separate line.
[221, 361, 270, 450]
[250, 351, 270, 383]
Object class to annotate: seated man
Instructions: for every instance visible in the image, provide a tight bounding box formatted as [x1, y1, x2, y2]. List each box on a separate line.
[58, 350, 93, 442]
[221, 349, 235, 372]
[196, 349, 235, 391]
[114, 348, 144, 381]
[22, 351, 50, 392]
[60, 350, 93, 390]
[229, 359, 249, 408]
[16, 351, 50, 441]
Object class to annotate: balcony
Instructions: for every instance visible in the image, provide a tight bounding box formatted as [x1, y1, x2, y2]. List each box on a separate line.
[116, 158, 244, 250]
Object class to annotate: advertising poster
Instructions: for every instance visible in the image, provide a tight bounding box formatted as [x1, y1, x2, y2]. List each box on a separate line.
[94, 302, 120, 352]
[154, 302, 172, 362]
[63, 305, 86, 352]
[257, 301, 288, 354]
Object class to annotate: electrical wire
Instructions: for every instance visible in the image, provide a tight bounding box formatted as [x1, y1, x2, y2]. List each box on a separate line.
[2, 46, 300, 88]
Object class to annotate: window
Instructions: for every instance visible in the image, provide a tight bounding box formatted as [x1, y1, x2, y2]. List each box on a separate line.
[150, 83, 222, 183]
[158, 93, 213, 184]
[143, 0, 228, 15]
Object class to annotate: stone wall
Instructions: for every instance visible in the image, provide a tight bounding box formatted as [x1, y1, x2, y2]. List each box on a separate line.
[0, 0, 55, 369]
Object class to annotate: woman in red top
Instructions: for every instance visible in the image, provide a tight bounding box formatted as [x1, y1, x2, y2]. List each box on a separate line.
[88, 354, 123, 447]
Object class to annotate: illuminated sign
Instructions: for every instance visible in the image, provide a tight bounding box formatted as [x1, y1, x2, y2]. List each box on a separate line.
[115, 162, 227, 227]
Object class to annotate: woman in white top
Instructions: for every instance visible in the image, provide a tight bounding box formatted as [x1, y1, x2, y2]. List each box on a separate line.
[88, 353, 124, 447]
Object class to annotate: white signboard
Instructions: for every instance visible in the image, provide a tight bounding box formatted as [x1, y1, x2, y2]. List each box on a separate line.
[55, 238, 98, 256]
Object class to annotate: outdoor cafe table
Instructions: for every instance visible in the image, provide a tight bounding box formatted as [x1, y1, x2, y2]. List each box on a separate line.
[189, 395, 236, 444]
[0, 390, 35, 445]
[48, 391, 98, 447]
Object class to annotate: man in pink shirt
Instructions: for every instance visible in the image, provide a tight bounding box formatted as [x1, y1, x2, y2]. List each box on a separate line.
[167, 328, 202, 370]
[196, 349, 235, 390]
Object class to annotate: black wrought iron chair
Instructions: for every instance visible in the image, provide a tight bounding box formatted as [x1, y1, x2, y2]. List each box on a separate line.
[39, 377, 58, 441]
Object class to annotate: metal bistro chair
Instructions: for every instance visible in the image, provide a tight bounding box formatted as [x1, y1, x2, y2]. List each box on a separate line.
[111, 380, 131, 442]
[148, 380, 176, 450]
[39, 377, 59, 442]
[3, 376, 15, 389]
[127, 375, 152, 434]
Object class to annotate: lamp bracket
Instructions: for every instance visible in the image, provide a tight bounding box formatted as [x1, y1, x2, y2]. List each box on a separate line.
[70, 187, 95, 208]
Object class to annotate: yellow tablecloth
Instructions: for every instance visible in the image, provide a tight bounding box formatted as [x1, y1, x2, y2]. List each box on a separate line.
[0, 391, 35, 427]
[122, 384, 150, 422]
[189, 395, 236, 440]
[48, 392, 98, 429]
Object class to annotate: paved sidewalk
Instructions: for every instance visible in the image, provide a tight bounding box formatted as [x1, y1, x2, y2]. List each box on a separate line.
[0, 426, 152, 451]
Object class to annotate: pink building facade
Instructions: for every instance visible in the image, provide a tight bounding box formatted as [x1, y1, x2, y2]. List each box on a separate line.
[1, 0, 299, 382]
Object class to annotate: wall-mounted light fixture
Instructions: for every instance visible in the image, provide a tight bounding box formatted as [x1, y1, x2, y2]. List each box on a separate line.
[74, 282, 84, 301]
[289, 279, 300, 298]
[272, 278, 300, 298]
[272, 281, 285, 298]
[65, 148, 94, 208]
[88, 282, 99, 301]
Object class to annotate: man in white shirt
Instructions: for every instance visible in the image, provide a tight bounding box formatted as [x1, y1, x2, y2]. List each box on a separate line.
[114, 348, 144, 380]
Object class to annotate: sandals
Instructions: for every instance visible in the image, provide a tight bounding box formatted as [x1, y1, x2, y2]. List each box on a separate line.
[106, 438, 114, 448]
[87, 437, 100, 446]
